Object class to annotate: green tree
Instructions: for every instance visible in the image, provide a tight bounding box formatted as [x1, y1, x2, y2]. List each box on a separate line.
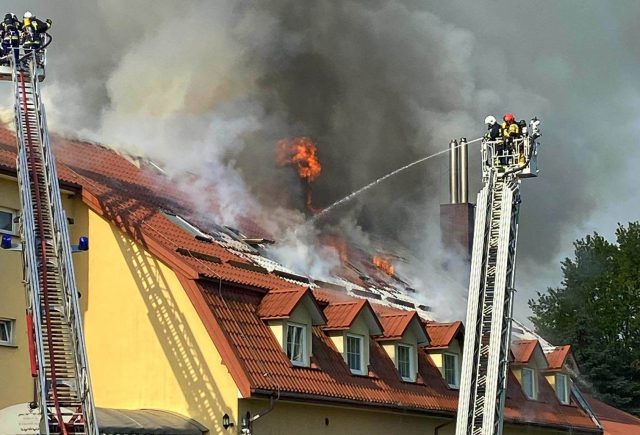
[529, 222, 640, 415]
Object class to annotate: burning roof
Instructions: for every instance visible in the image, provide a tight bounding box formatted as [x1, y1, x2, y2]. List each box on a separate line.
[0, 128, 604, 432]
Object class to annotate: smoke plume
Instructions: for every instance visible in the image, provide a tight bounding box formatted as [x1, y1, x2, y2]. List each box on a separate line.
[3, 0, 639, 321]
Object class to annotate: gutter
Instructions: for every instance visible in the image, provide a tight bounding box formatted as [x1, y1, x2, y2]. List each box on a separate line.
[251, 389, 602, 434]
[251, 389, 456, 419]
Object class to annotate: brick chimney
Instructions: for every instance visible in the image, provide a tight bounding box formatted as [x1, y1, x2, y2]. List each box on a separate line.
[440, 138, 474, 260]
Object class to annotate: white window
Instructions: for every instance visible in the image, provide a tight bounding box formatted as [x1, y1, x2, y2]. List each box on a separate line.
[0, 208, 17, 235]
[444, 353, 460, 388]
[397, 344, 414, 381]
[556, 373, 570, 404]
[521, 367, 537, 400]
[345, 334, 364, 374]
[0, 319, 14, 346]
[286, 323, 307, 366]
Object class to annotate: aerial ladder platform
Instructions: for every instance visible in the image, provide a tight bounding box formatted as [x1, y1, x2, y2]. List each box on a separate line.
[455, 120, 540, 435]
[1, 38, 98, 435]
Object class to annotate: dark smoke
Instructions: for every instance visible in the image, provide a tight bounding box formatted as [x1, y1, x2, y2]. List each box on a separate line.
[2, 0, 638, 321]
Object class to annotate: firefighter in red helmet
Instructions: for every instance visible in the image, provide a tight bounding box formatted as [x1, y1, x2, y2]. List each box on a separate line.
[501, 113, 520, 138]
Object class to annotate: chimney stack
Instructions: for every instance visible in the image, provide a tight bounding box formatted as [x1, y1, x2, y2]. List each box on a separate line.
[440, 138, 475, 260]
[449, 140, 459, 204]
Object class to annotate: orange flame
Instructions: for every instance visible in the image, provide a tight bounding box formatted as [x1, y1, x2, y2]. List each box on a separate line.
[276, 137, 322, 182]
[373, 256, 395, 276]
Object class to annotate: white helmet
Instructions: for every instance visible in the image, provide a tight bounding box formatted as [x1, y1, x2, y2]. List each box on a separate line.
[484, 115, 497, 126]
[23, 11, 33, 19]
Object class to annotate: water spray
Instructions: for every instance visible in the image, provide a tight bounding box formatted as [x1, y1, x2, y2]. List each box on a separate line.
[309, 137, 483, 223]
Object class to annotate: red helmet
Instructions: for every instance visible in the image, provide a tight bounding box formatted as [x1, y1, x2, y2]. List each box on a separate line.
[503, 113, 514, 123]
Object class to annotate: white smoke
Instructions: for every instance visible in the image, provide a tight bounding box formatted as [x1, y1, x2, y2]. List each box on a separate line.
[3, 0, 636, 322]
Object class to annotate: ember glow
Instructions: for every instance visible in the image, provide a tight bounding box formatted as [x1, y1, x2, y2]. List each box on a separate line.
[322, 235, 349, 264]
[276, 137, 322, 182]
[373, 256, 395, 276]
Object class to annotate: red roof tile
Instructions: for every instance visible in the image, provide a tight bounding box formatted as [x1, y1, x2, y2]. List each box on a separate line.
[545, 345, 571, 370]
[585, 395, 640, 435]
[257, 288, 310, 320]
[0, 126, 602, 431]
[511, 339, 539, 364]
[322, 300, 367, 330]
[425, 321, 463, 349]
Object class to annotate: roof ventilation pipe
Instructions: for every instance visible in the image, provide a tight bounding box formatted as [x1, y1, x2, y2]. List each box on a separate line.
[458, 137, 468, 203]
[449, 139, 459, 204]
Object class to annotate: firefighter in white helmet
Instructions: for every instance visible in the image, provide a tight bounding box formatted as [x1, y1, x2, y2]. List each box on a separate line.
[22, 11, 51, 52]
[484, 115, 501, 141]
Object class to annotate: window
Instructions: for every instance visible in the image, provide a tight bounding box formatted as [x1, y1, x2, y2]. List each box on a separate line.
[0, 319, 14, 346]
[444, 353, 459, 388]
[0, 208, 16, 235]
[346, 334, 364, 374]
[521, 367, 537, 400]
[397, 344, 414, 381]
[286, 323, 307, 366]
[556, 373, 570, 404]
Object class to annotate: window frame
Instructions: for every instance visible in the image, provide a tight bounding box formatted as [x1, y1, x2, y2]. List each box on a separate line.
[0, 318, 15, 346]
[396, 343, 415, 382]
[286, 322, 307, 367]
[443, 352, 460, 389]
[345, 333, 365, 375]
[0, 207, 17, 236]
[555, 373, 570, 404]
[521, 367, 538, 400]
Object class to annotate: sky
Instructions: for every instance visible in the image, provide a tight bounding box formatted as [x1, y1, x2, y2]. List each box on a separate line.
[2, 1, 639, 323]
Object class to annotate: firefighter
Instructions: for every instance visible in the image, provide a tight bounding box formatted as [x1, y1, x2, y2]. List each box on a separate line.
[501, 113, 520, 139]
[485, 115, 506, 166]
[484, 115, 502, 141]
[22, 11, 51, 53]
[499, 113, 520, 164]
[0, 13, 21, 65]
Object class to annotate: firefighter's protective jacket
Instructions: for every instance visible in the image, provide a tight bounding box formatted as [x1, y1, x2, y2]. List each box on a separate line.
[501, 121, 520, 138]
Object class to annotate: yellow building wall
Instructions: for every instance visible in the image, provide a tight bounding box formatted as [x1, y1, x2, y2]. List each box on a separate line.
[0, 177, 80, 410]
[0, 177, 32, 409]
[80, 206, 239, 433]
[239, 399, 566, 435]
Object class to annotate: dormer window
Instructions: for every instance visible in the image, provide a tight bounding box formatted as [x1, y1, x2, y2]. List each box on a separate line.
[286, 322, 307, 366]
[321, 298, 383, 376]
[346, 334, 365, 374]
[444, 353, 460, 388]
[522, 367, 537, 400]
[377, 311, 428, 383]
[555, 373, 570, 404]
[258, 288, 327, 369]
[397, 344, 414, 381]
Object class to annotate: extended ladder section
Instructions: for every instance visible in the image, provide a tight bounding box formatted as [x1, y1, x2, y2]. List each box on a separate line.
[455, 123, 540, 435]
[11, 56, 98, 435]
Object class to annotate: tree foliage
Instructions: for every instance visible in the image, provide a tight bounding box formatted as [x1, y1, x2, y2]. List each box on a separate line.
[529, 222, 640, 414]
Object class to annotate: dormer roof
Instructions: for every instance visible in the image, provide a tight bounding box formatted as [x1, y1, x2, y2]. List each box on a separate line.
[424, 321, 463, 349]
[322, 299, 383, 335]
[544, 345, 572, 370]
[258, 287, 326, 325]
[377, 311, 429, 345]
[511, 339, 549, 370]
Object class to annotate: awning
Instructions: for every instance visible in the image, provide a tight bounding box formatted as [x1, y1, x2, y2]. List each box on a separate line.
[96, 408, 208, 435]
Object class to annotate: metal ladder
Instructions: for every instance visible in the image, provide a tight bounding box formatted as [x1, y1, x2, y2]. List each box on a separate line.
[12, 55, 98, 435]
[456, 170, 521, 435]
